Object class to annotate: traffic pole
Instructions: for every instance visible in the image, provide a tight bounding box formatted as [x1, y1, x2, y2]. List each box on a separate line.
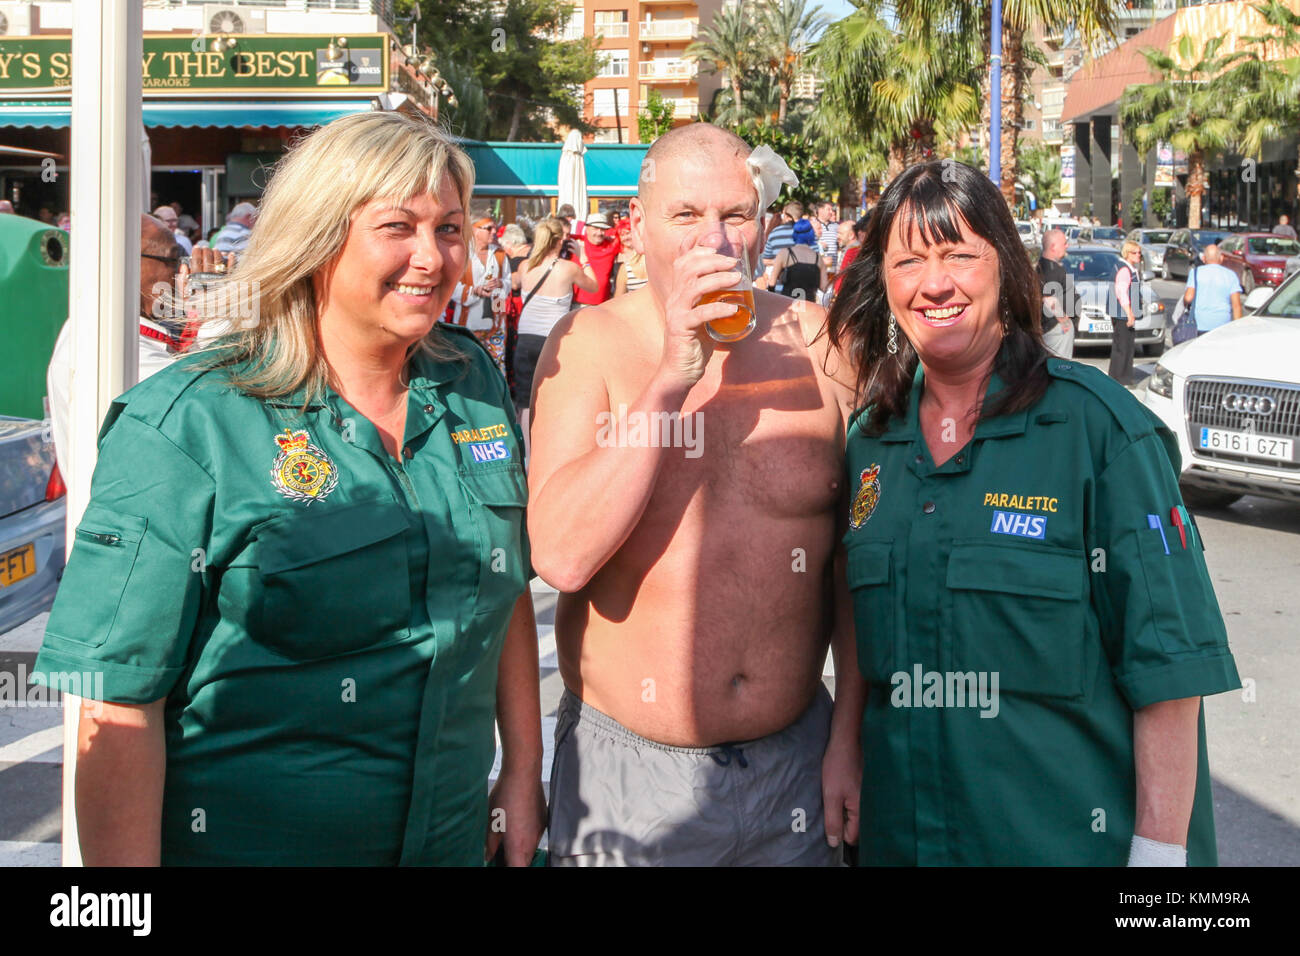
[990, 0, 1002, 190]
[63, 0, 143, 867]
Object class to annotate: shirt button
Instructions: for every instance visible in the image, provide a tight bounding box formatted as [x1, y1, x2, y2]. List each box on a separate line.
[955, 454, 965, 464]
[922, 501, 936, 515]
[422, 404, 435, 413]
[402, 446, 413, 459]
[914, 454, 924, 465]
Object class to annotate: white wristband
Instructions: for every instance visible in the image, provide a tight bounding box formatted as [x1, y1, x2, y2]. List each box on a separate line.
[1128, 834, 1187, 867]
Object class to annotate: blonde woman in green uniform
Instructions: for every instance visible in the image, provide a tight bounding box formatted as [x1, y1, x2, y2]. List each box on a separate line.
[32, 112, 545, 865]
[826, 161, 1240, 866]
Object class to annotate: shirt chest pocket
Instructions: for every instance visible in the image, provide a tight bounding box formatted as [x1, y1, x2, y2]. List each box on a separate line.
[254, 500, 412, 661]
[846, 539, 896, 684]
[946, 543, 1089, 699]
[458, 464, 529, 616]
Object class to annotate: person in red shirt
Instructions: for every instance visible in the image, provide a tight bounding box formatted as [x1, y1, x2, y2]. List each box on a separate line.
[573, 213, 621, 307]
[833, 214, 871, 297]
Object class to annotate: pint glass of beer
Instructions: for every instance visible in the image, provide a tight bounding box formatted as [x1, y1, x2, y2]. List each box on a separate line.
[702, 247, 756, 343]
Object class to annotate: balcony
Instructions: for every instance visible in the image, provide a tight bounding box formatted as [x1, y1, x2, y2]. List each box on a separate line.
[638, 97, 699, 118]
[595, 22, 631, 38]
[638, 58, 698, 81]
[639, 19, 699, 42]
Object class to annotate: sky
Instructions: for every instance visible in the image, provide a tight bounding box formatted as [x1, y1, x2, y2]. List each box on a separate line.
[820, 0, 860, 18]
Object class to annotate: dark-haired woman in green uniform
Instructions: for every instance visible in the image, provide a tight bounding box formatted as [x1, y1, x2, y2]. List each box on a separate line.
[826, 160, 1240, 866]
[33, 112, 545, 866]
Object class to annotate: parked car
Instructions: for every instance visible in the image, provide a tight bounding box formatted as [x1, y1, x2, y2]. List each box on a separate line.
[0, 418, 65, 634]
[1043, 217, 1079, 235]
[1077, 225, 1125, 248]
[1126, 228, 1173, 275]
[1015, 220, 1037, 247]
[1217, 232, 1300, 294]
[1060, 244, 1166, 355]
[1162, 228, 1232, 280]
[1142, 269, 1300, 508]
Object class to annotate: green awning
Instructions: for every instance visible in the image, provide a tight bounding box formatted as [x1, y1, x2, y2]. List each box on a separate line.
[0, 99, 374, 129]
[460, 141, 648, 197]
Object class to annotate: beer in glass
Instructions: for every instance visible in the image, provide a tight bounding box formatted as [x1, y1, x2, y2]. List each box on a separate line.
[702, 249, 756, 342]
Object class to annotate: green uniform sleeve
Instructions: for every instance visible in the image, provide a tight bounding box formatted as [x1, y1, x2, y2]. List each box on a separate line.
[1089, 431, 1240, 710]
[32, 414, 215, 704]
[494, 355, 534, 584]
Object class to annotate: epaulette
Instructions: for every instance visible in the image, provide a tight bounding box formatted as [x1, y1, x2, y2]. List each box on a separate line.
[1044, 356, 1162, 443]
[107, 350, 230, 433]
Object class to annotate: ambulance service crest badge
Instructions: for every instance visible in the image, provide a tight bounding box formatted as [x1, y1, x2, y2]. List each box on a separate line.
[850, 464, 881, 530]
[270, 428, 338, 504]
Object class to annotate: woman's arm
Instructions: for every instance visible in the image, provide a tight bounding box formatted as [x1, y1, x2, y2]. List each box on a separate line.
[614, 256, 629, 296]
[486, 592, 546, 865]
[761, 248, 787, 290]
[76, 697, 167, 866]
[1133, 696, 1201, 847]
[568, 259, 600, 295]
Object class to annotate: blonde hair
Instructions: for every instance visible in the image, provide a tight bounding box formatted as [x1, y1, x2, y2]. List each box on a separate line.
[196, 111, 475, 404]
[1120, 240, 1142, 259]
[527, 217, 568, 270]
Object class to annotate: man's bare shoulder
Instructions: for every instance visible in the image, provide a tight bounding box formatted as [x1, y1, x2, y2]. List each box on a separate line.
[756, 289, 857, 410]
[548, 291, 653, 360]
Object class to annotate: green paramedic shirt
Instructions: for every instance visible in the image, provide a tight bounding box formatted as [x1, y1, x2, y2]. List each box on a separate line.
[843, 358, 1240, 866]
[32, 325, 530, 866]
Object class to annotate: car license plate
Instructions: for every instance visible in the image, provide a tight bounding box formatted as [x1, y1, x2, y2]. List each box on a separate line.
[0, 543, 36, 589]
[1087, 319, 1113, 333]
[1199, 428, 1294, 461]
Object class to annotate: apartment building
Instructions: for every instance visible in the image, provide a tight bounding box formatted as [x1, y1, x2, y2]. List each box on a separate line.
[1025, 0, 1177, 150]
[565, 1, 726, 143]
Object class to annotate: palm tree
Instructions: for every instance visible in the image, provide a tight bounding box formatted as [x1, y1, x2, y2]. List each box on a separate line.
[685, 1, 762, 121]
[892, 0, 1118, 204]
[1019, 140, 1063, 211]
[1229, 1, 1300, 195]
[758, 0, 832, 126]
[810, 1, 980, 180]
[1120, 36, 1246, 229]
[707, 70, 817, 131]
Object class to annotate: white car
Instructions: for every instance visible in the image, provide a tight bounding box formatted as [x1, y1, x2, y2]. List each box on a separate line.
[1142, 271, 1300, 508]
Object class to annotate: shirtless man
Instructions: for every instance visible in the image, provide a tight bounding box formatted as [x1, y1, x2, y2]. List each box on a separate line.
[528, 123, 865, 866]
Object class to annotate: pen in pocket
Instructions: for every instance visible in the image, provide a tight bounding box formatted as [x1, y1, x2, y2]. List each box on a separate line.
[1146, 514, 1170, 555]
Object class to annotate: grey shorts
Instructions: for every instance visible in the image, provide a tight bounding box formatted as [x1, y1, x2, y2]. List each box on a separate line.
[547, 685, 839, 866]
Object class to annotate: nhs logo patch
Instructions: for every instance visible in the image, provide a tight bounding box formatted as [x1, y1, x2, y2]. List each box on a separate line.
[468, 440, 511, 463]
[990, 510, 1047, 539]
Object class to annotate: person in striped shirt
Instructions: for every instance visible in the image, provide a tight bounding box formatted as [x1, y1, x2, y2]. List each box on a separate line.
[815, 201, 839, 270]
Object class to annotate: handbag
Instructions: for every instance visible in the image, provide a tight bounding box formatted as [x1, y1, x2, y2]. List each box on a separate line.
[1172, 266, 1199, 345]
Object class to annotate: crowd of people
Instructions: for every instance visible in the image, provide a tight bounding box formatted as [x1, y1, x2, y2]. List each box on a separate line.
[441, 196, 874, 423]
[0, 193, 256, 256]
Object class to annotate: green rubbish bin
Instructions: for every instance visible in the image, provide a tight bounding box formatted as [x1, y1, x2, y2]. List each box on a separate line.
[0, 216, 69, 420]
